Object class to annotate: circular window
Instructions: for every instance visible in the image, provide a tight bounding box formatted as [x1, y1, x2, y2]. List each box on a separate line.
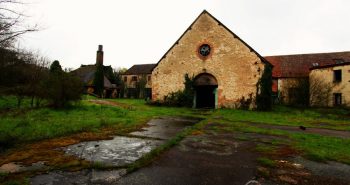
[198, 44, 211, 57]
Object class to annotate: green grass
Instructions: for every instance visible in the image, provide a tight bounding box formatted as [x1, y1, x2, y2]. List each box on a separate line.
[0, 97, 196, 149]
[214, 120, 350, 164]
[214, 105, 350, 131]
[1, 96, 350, 166]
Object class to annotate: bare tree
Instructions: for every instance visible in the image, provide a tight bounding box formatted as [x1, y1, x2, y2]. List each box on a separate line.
[309, 76, 334, 107]
[0, 0, 38, 48]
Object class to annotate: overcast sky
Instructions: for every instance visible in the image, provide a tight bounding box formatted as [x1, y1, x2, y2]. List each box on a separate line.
[19, 0, 350, 69]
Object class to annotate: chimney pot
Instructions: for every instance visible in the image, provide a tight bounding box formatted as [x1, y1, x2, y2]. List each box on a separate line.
[98, 45, 103, 51]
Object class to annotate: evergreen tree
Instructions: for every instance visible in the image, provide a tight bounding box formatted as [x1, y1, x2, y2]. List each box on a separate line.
[93, 63, 104, 98]
[45, 60, 83, 108]
[256, 64, 272, 111]
[49, 60, 62, 73]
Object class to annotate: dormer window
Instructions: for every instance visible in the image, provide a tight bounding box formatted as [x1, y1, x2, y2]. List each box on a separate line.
[334, 59, 345, 64]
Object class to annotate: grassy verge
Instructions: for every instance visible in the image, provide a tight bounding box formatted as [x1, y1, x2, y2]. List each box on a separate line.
[0, 97, 196, 150]
[214, 106, 350, 131]
[215, 120, 350, 164]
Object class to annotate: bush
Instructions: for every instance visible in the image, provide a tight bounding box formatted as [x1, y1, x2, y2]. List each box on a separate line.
[148, 74, 194, 107]
[44, 61, 83, 108]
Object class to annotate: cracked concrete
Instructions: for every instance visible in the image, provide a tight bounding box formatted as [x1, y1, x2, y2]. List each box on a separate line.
[29, 116, 199, 185]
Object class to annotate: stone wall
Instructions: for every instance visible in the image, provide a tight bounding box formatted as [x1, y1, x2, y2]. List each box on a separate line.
[122, 74, 152, 89]
[277, 78, 308, 104]
[310, 65, 350, 107]
[151, 12, 266, 108]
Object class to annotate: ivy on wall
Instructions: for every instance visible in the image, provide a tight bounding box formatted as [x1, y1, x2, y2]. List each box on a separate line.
[256, 64, 273, 111]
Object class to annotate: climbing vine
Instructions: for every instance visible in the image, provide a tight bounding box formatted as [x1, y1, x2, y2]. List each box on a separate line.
[256, 64, 273, 111]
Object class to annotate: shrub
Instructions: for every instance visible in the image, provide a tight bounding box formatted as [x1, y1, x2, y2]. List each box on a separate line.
[148, 74, 194, 107]
[44, 61, 83, 108]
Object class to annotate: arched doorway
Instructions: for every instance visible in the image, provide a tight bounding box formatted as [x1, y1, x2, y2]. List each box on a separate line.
[193, 73, 218, 109]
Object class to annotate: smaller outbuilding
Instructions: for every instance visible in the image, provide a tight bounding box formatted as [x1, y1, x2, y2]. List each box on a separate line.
[71, 45, 118, 98]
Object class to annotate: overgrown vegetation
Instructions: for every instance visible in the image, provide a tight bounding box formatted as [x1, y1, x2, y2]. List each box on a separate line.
[152, 74, 195, 107]
[256, 64, 272, 111]
[309, 75, 335, 107]
[45, 61, 83, 108]
[0, 97, 195, 151]
[1, 98, 350, 184]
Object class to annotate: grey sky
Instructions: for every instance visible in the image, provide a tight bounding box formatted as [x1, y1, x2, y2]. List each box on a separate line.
[20, 0, 350, 69]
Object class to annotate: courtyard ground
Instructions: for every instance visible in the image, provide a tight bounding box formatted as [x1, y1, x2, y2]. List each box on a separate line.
[1, 97, 350, 184]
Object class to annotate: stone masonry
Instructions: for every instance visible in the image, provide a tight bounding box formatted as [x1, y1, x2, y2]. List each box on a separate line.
[151, 10, 269, 108]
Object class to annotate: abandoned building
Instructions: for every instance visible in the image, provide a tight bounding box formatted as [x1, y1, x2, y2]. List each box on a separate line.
[122, 64, 155, 98]
[266, 51, 350, 104]
[310, 62, 350, 107]
[123, 11, 350, 108]
[127, 10, 271, 109]
[72, 45, 118, 98]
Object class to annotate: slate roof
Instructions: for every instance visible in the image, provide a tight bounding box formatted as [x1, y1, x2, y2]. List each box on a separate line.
[265, 51, 350, 78]
[310, 62, 350, 70]
[71, 64, 116, 88]
[124, 64, 156, 75]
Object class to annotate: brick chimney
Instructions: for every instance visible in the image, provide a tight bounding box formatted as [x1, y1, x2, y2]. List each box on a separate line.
[96, 45, 103, 65]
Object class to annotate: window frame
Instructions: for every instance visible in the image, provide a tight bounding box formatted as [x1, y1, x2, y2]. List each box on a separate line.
[333, 93, 342, 106]
[131, 76, 138, 82]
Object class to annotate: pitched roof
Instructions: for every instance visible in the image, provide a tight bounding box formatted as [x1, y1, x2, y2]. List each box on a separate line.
[124, 64, 156, 75]
[152, 10, 271, 71]
[265, 51, 350, 78]
[71, 64, 116, 88]
[310, 62, 350, 70]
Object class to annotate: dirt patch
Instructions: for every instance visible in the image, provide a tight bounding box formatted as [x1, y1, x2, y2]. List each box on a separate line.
[0, 123, 146, 184]
[88, 100, 133, 109]
[258, 159, 349, 185]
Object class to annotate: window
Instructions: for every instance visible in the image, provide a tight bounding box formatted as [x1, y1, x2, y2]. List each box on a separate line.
[131, 76, 138, 81]
[334, 59, 345, 64]
[124, 76, 127, 82]
[334, 93, 342, 106]
[333, 70, 342, 82]
[147, 76, 151, 82]
[198, 44, 211, 57]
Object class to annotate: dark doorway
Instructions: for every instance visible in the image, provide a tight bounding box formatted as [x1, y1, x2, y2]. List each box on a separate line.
[193, 73, 218, 109]
[195, 85, 217, 108]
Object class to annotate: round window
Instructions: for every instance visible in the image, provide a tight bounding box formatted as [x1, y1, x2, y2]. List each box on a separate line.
[198, 44, 211, 57]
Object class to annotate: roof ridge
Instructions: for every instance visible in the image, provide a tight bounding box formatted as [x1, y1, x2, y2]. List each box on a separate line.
[265, 51, 350, 58]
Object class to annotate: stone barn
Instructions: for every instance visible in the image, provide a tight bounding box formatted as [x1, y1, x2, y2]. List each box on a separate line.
[151, 10, 271, 109]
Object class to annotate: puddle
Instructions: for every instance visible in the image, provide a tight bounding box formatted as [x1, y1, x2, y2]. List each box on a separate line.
[64, 136, 163, 166]
[29, 116, 201, 184]
[129, 116, 200, 140]
[63, 117, 200, 166]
